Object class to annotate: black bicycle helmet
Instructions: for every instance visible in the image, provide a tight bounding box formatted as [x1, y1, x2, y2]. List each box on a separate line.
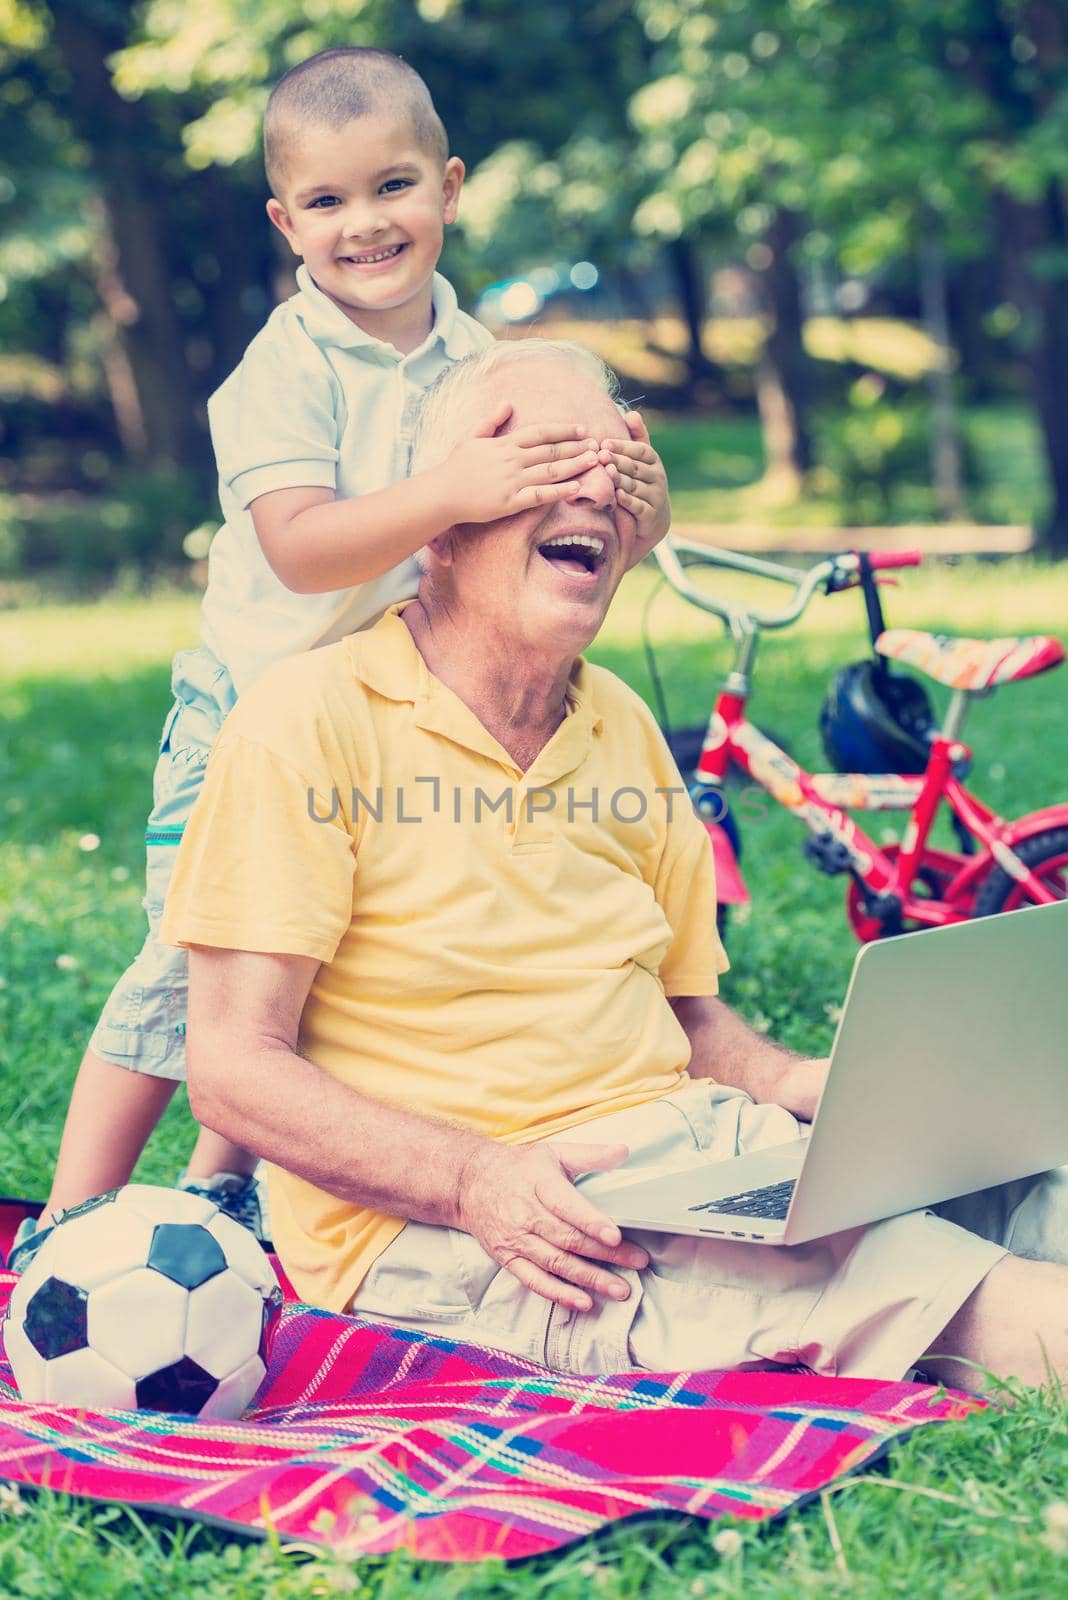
[819, 660, 936, 775]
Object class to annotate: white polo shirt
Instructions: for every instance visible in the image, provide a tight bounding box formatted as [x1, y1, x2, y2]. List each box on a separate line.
[200, 266, 493, 693]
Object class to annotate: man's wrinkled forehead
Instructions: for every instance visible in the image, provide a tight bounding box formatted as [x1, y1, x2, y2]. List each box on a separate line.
[489, 363, 623, 439]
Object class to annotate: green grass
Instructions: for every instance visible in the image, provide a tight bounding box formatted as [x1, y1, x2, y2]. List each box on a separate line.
[1, 565, 1068, 1593]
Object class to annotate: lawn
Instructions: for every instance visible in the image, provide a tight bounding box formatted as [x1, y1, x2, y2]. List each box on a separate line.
[1, 560, 1067, 1594]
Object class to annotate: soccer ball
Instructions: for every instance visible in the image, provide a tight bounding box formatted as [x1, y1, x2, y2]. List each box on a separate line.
[4, 1184, 284, 1418]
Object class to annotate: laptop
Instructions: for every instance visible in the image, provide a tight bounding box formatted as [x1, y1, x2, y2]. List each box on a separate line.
[593, 899, 1068, 1245]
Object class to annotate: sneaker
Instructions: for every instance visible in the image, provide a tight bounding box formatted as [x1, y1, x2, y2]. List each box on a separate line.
[6, 1216, 53, 1274]
[177, 1171, 265, 1241]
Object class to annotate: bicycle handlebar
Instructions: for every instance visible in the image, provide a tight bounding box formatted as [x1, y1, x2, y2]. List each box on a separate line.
[652, 539, 924, 635]
[866, 548, 924, 570]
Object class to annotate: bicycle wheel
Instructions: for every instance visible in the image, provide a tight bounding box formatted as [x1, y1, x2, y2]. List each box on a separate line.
[845, 843, 969, 940]
[972, 826, 1068, 916]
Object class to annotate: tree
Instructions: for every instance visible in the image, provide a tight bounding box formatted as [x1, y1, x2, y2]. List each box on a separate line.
[0, 1, 106, 466]
[0, 0, 279, 482]
[626, 0, 1068, 545]
[933, 0, 1068, 552]
[113, 0, 657, 299]
[5, 0, 1067, 550]
[49, 0, 201, 468]
[625, 3, 841, 495]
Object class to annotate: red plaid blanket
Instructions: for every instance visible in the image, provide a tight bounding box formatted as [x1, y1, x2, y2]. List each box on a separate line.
[0, 1212, 979, 1561]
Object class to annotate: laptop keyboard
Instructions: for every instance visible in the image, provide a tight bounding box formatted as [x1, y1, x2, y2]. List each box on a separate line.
[688, 1179, 796, 1220]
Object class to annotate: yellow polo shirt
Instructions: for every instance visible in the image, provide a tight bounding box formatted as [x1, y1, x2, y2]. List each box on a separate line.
[162, 606, 727, 1311]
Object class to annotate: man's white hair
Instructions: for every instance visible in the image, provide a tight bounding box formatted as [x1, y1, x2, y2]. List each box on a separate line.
[410, 338, 621, 476]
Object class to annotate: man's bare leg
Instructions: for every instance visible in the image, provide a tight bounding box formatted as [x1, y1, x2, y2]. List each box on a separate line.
[42, 1047, 178, 1223]
[923, 1255, 1068, 1393]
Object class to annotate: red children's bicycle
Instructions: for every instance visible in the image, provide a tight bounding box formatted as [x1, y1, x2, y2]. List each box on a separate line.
[649, 539, 1068, 941]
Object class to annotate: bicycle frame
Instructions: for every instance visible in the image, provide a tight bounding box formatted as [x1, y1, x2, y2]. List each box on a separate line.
[653, 538, 1068, 938]
[695, 679, 1068, 938]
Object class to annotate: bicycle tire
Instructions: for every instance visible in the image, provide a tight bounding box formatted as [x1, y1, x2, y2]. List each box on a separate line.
[972, 826, 1068, 917]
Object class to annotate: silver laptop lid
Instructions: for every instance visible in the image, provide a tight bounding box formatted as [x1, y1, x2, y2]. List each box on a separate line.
[784, 899, 1068, 1243]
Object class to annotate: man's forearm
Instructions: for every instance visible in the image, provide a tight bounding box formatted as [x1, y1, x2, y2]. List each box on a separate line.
[188, 1030, 489, 1226]
[671, 995, 824, 1121]
[674, 995, 801, 1097]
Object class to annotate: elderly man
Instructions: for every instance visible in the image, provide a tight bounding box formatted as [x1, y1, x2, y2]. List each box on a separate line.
[162, 340, 1068, 1392]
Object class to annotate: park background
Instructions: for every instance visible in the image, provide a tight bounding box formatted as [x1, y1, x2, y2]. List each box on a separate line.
[3, 0, 1068, 576]
[2, 1, 1068, 1595]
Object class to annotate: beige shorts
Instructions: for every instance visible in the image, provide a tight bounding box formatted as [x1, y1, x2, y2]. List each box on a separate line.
[350, 1080, 1068, 1381]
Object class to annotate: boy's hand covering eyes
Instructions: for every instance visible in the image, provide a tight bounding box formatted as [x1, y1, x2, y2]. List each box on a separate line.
[435, 402, 601, 524]
[598, 411, 671, 560]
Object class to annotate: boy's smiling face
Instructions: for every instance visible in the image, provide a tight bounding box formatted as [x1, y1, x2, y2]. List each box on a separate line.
[267, 113, 464, 349]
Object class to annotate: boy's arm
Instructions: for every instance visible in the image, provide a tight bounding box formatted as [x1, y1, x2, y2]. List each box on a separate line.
[252, 410, 601, 594]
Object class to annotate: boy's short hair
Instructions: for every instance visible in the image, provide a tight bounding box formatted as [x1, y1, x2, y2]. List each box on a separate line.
[264, 48, 448, 198]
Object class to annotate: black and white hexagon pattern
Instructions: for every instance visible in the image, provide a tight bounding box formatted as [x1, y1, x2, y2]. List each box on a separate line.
[4, 1183, 283, 1419]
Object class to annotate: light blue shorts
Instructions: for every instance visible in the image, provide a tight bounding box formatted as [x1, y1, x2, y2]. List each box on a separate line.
[89, 645, 237, 1081]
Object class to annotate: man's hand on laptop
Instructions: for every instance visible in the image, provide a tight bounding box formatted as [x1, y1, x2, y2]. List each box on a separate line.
[455, 1140, 650, 1312]
[671, 997, 828, 1122]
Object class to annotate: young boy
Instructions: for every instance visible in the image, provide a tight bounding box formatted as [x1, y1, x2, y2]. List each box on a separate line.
[11, 47, 671, 1269]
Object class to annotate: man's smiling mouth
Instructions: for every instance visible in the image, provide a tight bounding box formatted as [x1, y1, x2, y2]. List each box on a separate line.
[538, 533, 607, 578]
[340, 243, 408, 265]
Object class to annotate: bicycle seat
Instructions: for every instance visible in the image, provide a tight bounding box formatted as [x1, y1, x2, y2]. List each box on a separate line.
[875, 628, 1065, 691]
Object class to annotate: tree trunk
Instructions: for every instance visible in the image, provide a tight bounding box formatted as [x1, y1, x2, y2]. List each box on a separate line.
[753, 207, 813, 502]
[87, 198, 149, 459]
[917, 221, 968, 521]
[618, 261, 656, 321]
[948, 0, 1068, 554]
[49, 1, 201, 473]
[1016, 0, 1068, 554]
[996, 185, 1068, 555]
[665, 237, 724, 394]
[193, 167, 276, 390]
[947, 257, 1003, 401]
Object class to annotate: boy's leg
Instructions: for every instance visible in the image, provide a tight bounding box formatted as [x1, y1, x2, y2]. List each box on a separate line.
[177, 1130, 266, 1240]
[38, 646, 259, 1231]
[43, 1047, 178, 1221]
[124, 647, 263, 1225]
[183, 1130, 260, 1183]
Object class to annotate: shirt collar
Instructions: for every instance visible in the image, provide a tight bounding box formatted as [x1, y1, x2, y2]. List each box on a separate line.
[294, 265, 463, 361]
[346, 605, 604, 777]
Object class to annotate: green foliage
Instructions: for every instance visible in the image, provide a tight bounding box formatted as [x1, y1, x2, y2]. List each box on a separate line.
[2, 568, 1068, 1591]
[3, 0, 1068, 557]
[0, 470, 212, 580]
[0, 389, 1048, 590]
[0, 2, 98, 352]
[647, 400, 1043, 529]
[624, 0, 1065, 264]
[818, 384, 979, 525]
[821, 397, 939, 524]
